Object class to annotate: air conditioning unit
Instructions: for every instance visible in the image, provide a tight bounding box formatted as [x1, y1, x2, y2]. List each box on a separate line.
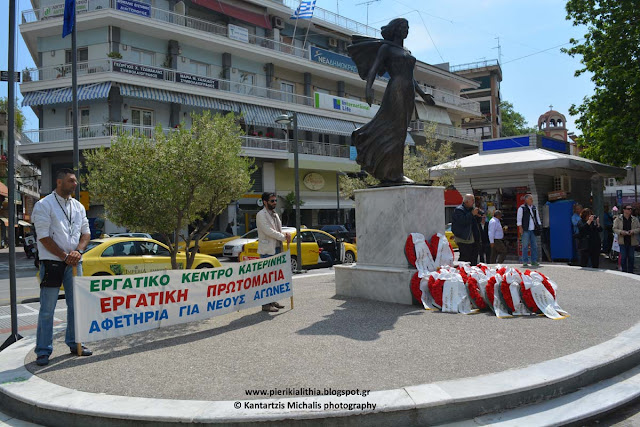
[272, 16, 285, 30]
[328, 38, 338, 48]
[554, 175, 572, 192]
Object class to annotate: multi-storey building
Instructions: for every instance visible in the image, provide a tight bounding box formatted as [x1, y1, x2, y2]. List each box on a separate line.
[451, 59, 502, 140]
[18, 0, 482, 234]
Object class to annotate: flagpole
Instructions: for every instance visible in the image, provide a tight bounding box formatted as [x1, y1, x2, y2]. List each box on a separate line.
[0, 0, 22, 353]
[302, 21, 312, 51]
[291, 0, 302, 46]
[71, 0, 80, 200]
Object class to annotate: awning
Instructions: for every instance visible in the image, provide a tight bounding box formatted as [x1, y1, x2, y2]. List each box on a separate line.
[120, 84, 238, 112]
[444, 189, 463, 206]
[181, 93, 237, 113]
[192, 0, 272, 29]
[405, 132, 415, 146]
[22, 82, 112, 106]
[415, 102, 452, 125]
[0, 182, 7, 197]
[239, 104, 285, 128]
[18, 220, 32, 227]
[296, 113, 356, 136]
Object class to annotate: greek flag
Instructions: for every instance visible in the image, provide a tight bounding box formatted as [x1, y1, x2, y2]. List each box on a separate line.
[291, 0, 316, 19]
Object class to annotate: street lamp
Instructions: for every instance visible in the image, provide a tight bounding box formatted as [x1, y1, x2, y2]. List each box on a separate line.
[336, 171, 346, 225]
[625, 160, 637, 203]
[275, 112, 302, 273]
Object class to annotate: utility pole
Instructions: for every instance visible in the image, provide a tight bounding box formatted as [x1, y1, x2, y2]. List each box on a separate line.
[493, 36, 502, 65]
[355, 0, 380, 26]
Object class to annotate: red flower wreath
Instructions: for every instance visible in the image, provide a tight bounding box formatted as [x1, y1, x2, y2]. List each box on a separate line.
[466, 276, 487, 309]
[457, 266, 469, 282]
[486, 276, 497, 306]
[428, 276, 444, 308]
[500, 277, 516, 313]
[410, 272, 423, 304]
[405, 235, 417, 267]
[520, 270, 557, 312]
[496, 266, 507, 276]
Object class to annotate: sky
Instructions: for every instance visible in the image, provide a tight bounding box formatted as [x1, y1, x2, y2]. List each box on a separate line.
[1, 0, 593, 134]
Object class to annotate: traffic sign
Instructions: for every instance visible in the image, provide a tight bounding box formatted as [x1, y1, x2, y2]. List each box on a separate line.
[0, 71, 21, 82]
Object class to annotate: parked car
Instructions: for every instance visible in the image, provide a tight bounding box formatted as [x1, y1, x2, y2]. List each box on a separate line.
[108, 232, 153, 239]
[445, 223, 458, 250]
[240, 228, 357, 272]
[81, 237, 221, 276]
[222, 227, 296, 261]
[177, 231, 238, 256]
[320, 225, 355, 243]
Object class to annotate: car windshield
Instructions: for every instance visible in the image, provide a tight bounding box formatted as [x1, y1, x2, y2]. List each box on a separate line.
[445, 223, 452, 232]
[241, 229, 259, 239]
[84, 241, 103, 253]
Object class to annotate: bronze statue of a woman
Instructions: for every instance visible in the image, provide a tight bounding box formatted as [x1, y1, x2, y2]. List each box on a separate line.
[348, 18, 435, 184]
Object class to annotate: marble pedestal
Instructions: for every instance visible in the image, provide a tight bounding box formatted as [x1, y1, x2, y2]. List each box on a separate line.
[335, 185, 445, 305]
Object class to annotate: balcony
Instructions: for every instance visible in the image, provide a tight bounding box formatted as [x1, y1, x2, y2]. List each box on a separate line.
[20, 124, 352, 159]
[410, 120, 481, 146]
[449, 59, 501, 73]
[424, 87, 481, 116]
[22, 58, 315, 108]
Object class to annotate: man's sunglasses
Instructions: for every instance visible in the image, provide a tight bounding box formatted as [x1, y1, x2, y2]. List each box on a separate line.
[268, 199, 277, 203]
[624, 207, 632, 210]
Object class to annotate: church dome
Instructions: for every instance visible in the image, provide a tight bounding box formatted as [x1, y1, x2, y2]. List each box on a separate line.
[538, 109, 567, 130]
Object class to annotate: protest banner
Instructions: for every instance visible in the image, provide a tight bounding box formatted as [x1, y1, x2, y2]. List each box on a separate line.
[73, 252, 292, 343]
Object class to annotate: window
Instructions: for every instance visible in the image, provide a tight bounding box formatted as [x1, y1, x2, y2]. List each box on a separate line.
[140, 242, 170, 256]
[280, 81, 295, 103]
[190, 59, 209, 76]
[237, 71, 256, 95]
[102, 241, 138, 257]
[295, 231, 315, 243]
[67, 108, 90, 137]
[131, 108, 154, 137]
[65, 47, 88, 64]
[131, 48, 155, 66]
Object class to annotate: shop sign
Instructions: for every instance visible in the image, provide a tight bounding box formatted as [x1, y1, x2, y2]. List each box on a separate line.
[303, 172, 325, 190]
[115, 0, 151, 17]
[43, 0, 87, 18]
[310, 46, 358, 74]
[228, 24, 249, 43]
[548, 190, 567, 201]
[176, 72, 219, 89]
[112, 61, 163, 79]
[314, 92, 378, 118]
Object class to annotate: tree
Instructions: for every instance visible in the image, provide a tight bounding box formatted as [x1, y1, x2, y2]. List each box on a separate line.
[339, 123, 460, 199]
[0, 97, 26, 132]
[281, 191, 304, 226]
[500, 101, 538, 137]
[84, 111, 254, 269]
[563, 0, 640, 166]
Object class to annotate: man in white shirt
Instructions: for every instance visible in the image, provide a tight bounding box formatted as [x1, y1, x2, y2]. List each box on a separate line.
[488, 210, 507, 264]
[32, 169, 92, 366]
[256, 192, 291, 313]
[516, 194, 542, 267]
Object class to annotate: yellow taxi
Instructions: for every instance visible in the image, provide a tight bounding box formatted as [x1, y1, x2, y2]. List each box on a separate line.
[177, 231, 239, 256]
[81, 237, 221, 276]
[445, 223, 458, 250]
[239, 228, 357, 271]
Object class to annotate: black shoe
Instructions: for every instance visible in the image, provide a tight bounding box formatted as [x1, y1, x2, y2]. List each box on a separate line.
[36, 355, 49, 366]
[271, 302, 285, 309]
[70, 345, 93, 356]
[262, 304, 278, 312]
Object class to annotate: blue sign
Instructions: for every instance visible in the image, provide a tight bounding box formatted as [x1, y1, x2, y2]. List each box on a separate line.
[116, 0, 151, 17]
[482, 136, 530, 151]
[310, 46, 389, 80]
[617, 189, 623, 206]
[350, 146, 357, 161]
[541, 136, 567, 153]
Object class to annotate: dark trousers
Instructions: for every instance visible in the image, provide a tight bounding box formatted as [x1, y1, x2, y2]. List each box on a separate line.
[490, 239, 507, 264]
[458, 242, 479, 265]
[479, 244, 491, 264]
[620, 244, 635, 273]
[580, 248, 600, 268]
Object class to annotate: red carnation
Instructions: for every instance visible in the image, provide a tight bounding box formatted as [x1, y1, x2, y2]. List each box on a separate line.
[405, 235, 417, 267]
[500, 280, 515, 313]
[496, 267, 507, 275]
[428, 277, 444, 308]
[457, 267, 469, 282]
[466, 276, 487, 309]
[486, 276, 497, 306]
[410, 272, 422, 304]
[520, 283, 540, 313]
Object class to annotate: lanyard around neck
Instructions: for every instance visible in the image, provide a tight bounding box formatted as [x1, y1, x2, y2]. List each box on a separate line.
[54, 194, 73, 226]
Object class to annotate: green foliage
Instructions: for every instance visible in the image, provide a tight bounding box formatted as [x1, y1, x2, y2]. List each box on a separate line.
[84, 111, 254, 268]
[500, 101, 538, 137]
[107, 52, 123, 59]
[0, 97, 26, 132]
[563, 0, 640, 166]
[339, 123, 460, 199]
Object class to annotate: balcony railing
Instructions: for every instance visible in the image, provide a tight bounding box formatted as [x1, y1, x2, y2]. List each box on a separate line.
[270, 0, 380, 38]
[21, 124, 352, 159]
[424, 87, 481, 115]
[22, 58, 315, 107]
[410, 120, 481, 143]
[449, 59, 501, 73]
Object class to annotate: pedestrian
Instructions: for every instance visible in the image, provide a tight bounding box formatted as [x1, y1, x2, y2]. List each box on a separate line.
[478, 214, 491, 264]
[452, 194, 481, 264]
[571, 204, 583, 266]
[256, 192, 291, 312]
[517, 194, 542, 267]
[488, 210, 507, 264]
[612, 205, 640, 273]
[31, 169, 92, 366]
[602, 204, 614, 253]
[577, 208, 603, 268]
[225, 222, 233, 235]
